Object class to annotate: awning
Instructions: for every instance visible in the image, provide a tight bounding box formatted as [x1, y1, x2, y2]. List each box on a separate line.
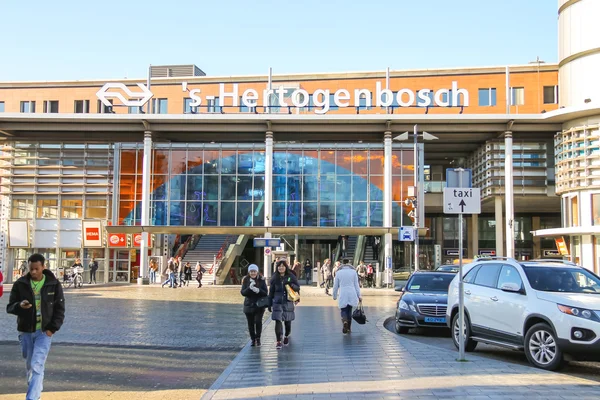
[532, 227, 600, 237]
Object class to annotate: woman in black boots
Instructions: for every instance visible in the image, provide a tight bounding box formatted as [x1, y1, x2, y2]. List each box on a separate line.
[240, 264, 268, 347]
[269, 259, 300, 350]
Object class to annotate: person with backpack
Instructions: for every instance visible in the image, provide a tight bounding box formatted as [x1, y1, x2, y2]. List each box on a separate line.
[269, 259, 300, 350]
[332, 258, 362, 334]
[240, 264, 268, 347]
[162, 258, 177, 289]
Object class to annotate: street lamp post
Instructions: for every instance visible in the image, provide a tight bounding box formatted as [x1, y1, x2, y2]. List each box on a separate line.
[394, 124, 438, 271]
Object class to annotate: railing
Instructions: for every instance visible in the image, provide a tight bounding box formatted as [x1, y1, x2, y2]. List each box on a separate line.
[175, 235, 196, 259]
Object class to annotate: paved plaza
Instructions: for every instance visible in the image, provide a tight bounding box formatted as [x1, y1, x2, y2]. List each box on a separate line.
[0, 284, 599, 399]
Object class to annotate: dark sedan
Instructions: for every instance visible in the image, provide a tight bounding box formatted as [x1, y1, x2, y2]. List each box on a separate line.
[394, 272, 455, 334]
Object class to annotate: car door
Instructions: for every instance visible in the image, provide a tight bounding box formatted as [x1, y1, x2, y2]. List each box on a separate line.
[485, 264, 528, 344]
[467, 263, 502, 336]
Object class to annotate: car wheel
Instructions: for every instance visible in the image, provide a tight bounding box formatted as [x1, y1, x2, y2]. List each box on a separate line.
[451, 313, 477, 352]
[524, 323, 564, 371]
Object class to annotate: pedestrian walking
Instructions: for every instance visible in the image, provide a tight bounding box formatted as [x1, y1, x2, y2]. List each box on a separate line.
[149, 259, 158, 284]
[356, 261, 367, 288]
[366, 263, 374, 288]
[240, 264, 268, 347]
[269, 259, 300, 350]
[303, 258, 312, 285]
[6, 253, 65, 400]
[195, 262, 204, 288]
[184, 262, 192, 286]
[177, 257, 186, 287]
[332, 258, 362, 334]
[332, 260, 341, 278]
[88, 257, 98, 284]
[321, 259, 333, 295]
[162, 258, 177, 288]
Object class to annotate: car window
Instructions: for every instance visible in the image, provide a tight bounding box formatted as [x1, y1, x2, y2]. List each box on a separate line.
[523, 266, 600, 293]
[497, 265, 523, 289]
[406, 274, 455, 292]
[473, 263, 502, 288]
[463, 265, 481, 284]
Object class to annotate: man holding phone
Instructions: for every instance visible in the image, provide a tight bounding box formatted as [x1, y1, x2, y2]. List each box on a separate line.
[6, 253, 65, 400]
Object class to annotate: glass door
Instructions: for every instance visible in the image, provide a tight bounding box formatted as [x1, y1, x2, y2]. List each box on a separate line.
[109, 250, 130, 283]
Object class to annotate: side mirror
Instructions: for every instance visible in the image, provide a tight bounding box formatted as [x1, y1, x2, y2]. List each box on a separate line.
[500, 282, 523, 294]
[395, 286, 405, 292]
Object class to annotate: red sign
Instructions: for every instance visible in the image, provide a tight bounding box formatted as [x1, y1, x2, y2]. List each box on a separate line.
[108, 233, 128, 247]
[85, 227, 100, 241]
[133, 233, 152, 247]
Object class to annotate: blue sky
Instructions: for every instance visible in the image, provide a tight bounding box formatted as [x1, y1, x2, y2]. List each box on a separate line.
[0, 0, 557, 81]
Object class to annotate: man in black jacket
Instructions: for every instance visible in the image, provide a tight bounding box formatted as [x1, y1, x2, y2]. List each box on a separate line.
[6, 253, 65, 400]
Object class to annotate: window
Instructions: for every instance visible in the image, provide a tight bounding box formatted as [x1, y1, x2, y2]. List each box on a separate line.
[85, 198, 108, 219]
[11, 198, 34, 218]
[463, 265, 481, 284]
[478, 88, 497, 106]
[543, 85, 558, 104]
[497, 265, 523, 289]
[358, 92, 372, 110]
[416, 90, 434, 107]
[97, 99, 113, 113]
[37, 198, 59, 219]
[20, 101, 36, 113]
[74, 100, 90, 113]
[510, 87, 525, 106]
[61, 199, 82, 219]
[238, 96, 256, 113]
[128, 105, 143, 114]
[152, 98, 168, 114]
[328, 94, 339, 111]
[0, 101, 4, 112]
[184, 98, 199, 113]
[473, 263, 501, 287]
[207, 97, 220, 113]
[43, 100, 59, 113]
[593, 194, 600, 226]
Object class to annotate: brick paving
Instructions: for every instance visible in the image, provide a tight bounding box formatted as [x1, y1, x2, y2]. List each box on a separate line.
[204, 300, 600, 400]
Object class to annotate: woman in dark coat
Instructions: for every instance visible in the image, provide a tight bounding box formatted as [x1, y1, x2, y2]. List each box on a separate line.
[240, 264, 268, 347]
[269, 259, 300, 349]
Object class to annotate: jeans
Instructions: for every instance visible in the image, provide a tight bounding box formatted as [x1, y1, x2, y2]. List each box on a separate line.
[341, 305, 353, 328]
[162, 272, 176, 288]
[275, 320, 292, 342]
[19, 330, 52, 400]
[149, 270, 156, 284]
[245, 309, 265, 340]
[90, 269, 97, 284]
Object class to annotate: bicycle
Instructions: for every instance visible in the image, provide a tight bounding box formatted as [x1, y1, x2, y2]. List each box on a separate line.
[64, 266, 84, 289]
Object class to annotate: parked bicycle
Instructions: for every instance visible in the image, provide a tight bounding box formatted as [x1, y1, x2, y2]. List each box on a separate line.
[63, 266, 83, 289]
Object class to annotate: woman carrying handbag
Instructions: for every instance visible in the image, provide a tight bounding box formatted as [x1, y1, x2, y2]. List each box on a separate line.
[240, 264, 268, 347]
[269, 259, 300, 350]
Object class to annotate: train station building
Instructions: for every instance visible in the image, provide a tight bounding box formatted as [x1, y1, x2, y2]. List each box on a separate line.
[0, 0, 599, 283]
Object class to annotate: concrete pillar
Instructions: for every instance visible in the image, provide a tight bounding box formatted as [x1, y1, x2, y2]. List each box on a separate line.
[138, 131, 152, 285]
[505, 132, 515, 258]
[469, 215, 479, 258]
[263, 130, 273, 280]
[495, 196, 504, 257]
[532, 216, 541, 259]
[383, 131, 393, 273]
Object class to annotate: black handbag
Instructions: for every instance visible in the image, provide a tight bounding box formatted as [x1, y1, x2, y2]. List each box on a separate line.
[352, 301, 367, 325]
[256, 296, 272, 308]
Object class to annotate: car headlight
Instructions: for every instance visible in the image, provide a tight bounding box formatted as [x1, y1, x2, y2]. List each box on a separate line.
[399, 300, 409, 310]
[399, 300, 417, 312]
[558, 304, 600, 321]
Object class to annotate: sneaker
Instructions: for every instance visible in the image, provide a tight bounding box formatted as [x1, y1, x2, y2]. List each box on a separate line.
[283, 336, 290, 346]
[276, 341, 283, 350]
[250, 339, 256, 347]
[256, 338, 261, 347]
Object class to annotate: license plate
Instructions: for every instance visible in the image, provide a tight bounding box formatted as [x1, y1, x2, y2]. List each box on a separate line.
[424, 317, 446, 323]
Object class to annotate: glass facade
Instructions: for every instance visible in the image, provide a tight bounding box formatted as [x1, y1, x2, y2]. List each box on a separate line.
[118, 144, 414, 227]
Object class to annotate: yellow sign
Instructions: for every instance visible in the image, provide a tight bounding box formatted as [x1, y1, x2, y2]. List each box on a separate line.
[555, 237, 569, 256]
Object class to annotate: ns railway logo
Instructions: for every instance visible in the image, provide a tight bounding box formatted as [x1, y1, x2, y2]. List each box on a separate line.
[96, 81, 470, 113]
